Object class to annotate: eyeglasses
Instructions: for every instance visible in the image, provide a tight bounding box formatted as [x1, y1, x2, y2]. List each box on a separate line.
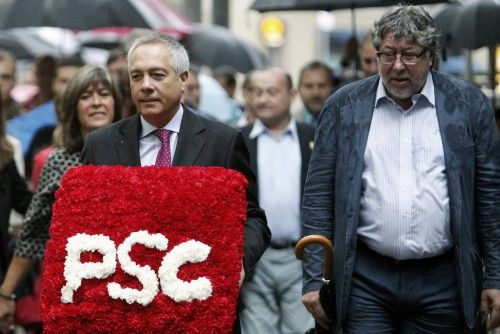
[376, 49, 427, 65]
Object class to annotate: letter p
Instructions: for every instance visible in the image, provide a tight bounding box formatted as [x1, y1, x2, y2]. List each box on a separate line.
[61, 234, 117, 303]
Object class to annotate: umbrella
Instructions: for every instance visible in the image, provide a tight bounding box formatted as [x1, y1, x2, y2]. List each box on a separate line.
[0, 32, 40, 59]
[183, 24, 267, 73]
[431, 1, 463, 62]
[451, 0, 500, 106]
[431, 1, 463, 51]
[0, 27, 80, 60]
[251, 0, 450, 11]
[450, 0, 500, 49]
[0, 0, 192, 35]
[251, 0, 451, 35]
[295, 235, 335, 334]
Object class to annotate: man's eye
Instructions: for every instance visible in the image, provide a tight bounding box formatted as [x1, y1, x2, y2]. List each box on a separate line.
[130, 74, 142, 81]
[152, 73, 165, 80]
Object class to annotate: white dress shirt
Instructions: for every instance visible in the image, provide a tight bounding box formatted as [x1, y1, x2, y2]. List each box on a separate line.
[358, 73, 452, 260]
[139, 105, 183, 166]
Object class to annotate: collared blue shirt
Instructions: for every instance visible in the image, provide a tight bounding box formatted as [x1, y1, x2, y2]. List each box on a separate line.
[250, 118, 302, 243]
[358, 73, 452, 260]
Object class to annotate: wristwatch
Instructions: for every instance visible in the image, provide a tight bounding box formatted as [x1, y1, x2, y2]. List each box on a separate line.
[0, 291, 16, 301]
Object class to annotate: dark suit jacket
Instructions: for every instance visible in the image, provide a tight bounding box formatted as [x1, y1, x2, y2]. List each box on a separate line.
[81, 109, 271, 274]
[241, 121, 315, 200]
[301, 71, 500, 329]
[0, 159, 32, 277]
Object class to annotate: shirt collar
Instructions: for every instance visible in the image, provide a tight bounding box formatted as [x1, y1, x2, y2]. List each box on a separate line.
[249, 117, 298, 140]
[375, 72, 435, 108]
[140, 104, 184, 138]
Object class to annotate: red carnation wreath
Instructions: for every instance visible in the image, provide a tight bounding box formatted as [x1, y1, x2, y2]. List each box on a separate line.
[41, 166, 247, 334]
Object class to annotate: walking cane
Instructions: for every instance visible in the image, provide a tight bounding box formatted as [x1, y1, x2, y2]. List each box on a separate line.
[295, 235, 336, 334]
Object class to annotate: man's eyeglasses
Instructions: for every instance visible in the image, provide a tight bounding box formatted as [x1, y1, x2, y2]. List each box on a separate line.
[376, 49, 427, 65]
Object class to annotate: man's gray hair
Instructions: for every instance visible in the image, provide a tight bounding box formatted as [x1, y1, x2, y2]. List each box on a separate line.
[127, 32, 190, 75]
[370, 5, 440, 63]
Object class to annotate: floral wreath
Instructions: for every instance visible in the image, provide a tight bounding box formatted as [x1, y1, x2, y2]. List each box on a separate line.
[41, 166, 246, 333]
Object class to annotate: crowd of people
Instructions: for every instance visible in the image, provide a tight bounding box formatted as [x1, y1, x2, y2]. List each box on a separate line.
[0, 4, 499, 334]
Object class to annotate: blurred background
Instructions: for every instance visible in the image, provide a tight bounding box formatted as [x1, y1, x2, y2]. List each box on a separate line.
[0, 0, 498, 117]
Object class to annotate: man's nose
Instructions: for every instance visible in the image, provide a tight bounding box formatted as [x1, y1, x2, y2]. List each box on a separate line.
[141, 75, 154, 90]
[392, 56, 406, 70]
[311, 86, 322, 96]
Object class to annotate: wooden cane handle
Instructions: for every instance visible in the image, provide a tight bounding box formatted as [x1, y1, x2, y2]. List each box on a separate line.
[294, 235, 333, 281]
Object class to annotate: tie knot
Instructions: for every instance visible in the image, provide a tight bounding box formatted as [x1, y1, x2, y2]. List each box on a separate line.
[153, 129, 171, 143]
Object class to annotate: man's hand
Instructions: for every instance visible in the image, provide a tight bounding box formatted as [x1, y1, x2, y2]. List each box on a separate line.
[302, 290, 331, 329]
[239, 268, 245, 287]
[480, 288, 500, 330]
[0, 298, 15, 334]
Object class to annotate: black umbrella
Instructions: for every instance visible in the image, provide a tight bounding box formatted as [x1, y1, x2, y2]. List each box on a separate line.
[0, 0, 192, 33]
[251, 0, 451, 36]
[431, 2, 462, 48]
[295, 235, 335, 334]
[183, 24, 267, 73]
[251, 0, 450, 11]
[0, 32, 37, 59]
[431, 1, 463, 60]
[451, 0, 500, 107]
[451, 0, 500, 49]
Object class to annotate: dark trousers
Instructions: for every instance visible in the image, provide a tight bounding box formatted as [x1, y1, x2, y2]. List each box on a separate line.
[343, 242, 466, 334]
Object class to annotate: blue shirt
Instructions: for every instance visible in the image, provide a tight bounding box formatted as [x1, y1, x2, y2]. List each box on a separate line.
[249, 118, 302, 243]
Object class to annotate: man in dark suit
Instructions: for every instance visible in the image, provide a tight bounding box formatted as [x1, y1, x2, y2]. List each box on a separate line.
[239, 67, 315, 333]
[81, 33, 270, 283]
[301, 5, 500, 333]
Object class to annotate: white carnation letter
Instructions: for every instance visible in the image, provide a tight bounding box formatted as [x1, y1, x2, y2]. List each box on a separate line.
[61, 234, 117, 303]
[107, 230, 168, 306]
[158, 239, 212, 302]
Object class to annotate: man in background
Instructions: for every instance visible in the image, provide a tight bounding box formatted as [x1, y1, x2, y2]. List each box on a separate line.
[0, 50, 21, 120]
[213, 65, 238, 101]
[297, 61, 336, 125]
[359, 33, 378, 77]
[7, 56, 83, 156]
[183, 68, 201, 110]
[240, 67, 314, 334]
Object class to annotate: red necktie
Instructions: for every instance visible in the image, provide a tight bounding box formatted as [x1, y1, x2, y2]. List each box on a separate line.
[153, 129, 172, 166]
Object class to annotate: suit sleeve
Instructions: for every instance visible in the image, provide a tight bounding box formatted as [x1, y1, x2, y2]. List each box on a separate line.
[301, 99, 337, 294]
[474, 94, 500, 290]
[228, 131, 270, 273]
[81, 132, 94, 164]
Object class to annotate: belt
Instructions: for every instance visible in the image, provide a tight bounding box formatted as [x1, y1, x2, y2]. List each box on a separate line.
[269, 240, 297, 249]
[357, 241, 454, 267]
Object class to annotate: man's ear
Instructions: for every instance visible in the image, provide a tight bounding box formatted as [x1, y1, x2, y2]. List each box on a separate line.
[180, 71, 189, 85]
[179, 70, 189, 92]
